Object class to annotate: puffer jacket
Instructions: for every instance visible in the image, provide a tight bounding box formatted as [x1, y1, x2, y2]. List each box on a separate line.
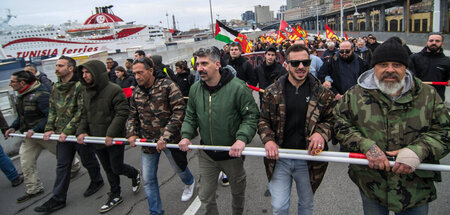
[76, 60, 130, 149]
[10, 81, 49, 132]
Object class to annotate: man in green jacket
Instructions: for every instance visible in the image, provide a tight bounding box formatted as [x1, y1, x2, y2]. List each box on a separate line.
[35, 56, 103, 213]
[334, 38, 450, 214]
[76, 60, 141, 213]
[178, 47, 259, 215]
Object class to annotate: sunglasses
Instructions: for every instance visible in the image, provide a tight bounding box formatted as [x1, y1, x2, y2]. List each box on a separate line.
[287, 59, 311, 67]
[133, 57, 153, 68]
[339, 49, 351, 54]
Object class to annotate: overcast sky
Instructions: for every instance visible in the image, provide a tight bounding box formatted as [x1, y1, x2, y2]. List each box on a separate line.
[1, 0, 284, 30]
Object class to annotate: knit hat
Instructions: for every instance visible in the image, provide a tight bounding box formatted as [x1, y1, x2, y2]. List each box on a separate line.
[371, 37, 408, 68]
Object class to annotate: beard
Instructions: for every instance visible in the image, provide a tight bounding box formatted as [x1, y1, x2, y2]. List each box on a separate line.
[427, 44, 441, 53]
[374, 72, 406, 96]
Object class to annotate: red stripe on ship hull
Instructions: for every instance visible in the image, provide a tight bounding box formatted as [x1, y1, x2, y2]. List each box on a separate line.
[88, 27, 145, 41]
[2, 37, 99, 48]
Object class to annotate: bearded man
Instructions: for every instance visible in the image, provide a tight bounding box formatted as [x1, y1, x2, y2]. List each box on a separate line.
[410, 32, 450, 101]
[333, 38, 450, 215]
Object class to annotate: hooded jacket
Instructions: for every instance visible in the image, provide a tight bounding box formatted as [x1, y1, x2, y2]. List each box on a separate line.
[410, 47, 450, 101]
[181, 67, 259, 161]
[76, 60, 130, 149]
[10, 81, 50, 132]
[258, 73, 336, 192]
[334, 69, 450, 212]
[107, 60, 119, 82]
[151, 55, 176, 80]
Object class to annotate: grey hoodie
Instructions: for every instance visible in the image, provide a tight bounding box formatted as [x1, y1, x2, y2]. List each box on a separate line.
[357, 68, 414, 100]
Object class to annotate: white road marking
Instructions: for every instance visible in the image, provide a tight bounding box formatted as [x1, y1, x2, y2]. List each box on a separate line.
[183, 196, 201, 215]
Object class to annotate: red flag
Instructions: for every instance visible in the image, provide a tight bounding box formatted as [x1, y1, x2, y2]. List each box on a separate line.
[318, 31, 321, 39]
[344, 32, 348, 40]
[294, 25, 308, 38]
[235, 33, 252, 53]
[122, 87, 133, 98]
[325, 24, 340, 41]
[266, 36, 275, 44]
[276, 31, 287, 44]
[279, 19, 293, 35]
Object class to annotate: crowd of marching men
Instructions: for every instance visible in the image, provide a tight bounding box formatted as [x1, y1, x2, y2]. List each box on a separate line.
[0, 31, 449, 215]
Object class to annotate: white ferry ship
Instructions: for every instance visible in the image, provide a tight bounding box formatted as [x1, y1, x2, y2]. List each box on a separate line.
[0, 6, 168, 59]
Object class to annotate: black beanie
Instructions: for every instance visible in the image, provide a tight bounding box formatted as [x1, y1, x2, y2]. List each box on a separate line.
[371, 37, 409, 68]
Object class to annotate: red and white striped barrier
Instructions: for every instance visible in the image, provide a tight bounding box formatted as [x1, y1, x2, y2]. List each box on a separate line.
[9, 133, 450, 172]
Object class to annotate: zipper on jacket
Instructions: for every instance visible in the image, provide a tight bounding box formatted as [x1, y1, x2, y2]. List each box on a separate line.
[209, 93, 214, 146]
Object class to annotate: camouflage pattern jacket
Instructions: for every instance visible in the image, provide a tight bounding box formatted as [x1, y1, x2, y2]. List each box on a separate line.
[44, 75, 84, 135]
[126, 74, 185, 154]
[258, 73, 336, 192]
[334, 69, 450, 212]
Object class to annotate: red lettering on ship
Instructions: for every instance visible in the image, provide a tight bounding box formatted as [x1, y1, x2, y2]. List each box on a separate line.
[16, 46, 99, 58]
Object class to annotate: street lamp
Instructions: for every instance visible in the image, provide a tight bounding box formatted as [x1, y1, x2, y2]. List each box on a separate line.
[340, 0, 360, 38]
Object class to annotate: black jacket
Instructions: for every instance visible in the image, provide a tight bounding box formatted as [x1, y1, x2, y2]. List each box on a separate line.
[10, 82, 50, 132]
[366, 42, 380, 53]
[115, 75, 134, 89]
[108, 61, 119, 83]
[174, 70, 195, 97]
[318, 53, 370, 95]
[229, 56, 257, 86]
[410, 47, 450, 100]
[255, 61, 287, 90]
[77, 60, 130, 149]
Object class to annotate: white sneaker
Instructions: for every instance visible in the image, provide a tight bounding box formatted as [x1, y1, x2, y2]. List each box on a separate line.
[181, 180, 195, 202]
[218, 172, 229, 187]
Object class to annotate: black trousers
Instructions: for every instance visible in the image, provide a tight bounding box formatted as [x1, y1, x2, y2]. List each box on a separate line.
[52, 141, 103, 202]
[95, 145, 138, 194]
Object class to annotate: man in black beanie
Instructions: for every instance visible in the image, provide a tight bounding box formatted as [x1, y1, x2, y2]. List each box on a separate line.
[410, 32, 450, 101]
[318, 40, 369, 100]
[334, 37, 449, 214]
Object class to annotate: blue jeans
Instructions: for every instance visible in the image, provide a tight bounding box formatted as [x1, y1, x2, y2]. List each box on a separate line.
[142, 149, 194, 215]
[360, 190, 429, 215]
[0, 145, 19, 181]
[269, 158, 313, 215]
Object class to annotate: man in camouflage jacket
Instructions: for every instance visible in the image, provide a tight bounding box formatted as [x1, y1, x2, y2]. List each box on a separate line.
[258, 44, 335, 214]
[35, 56, 103, 213]
[126, 57, 195, 215]
[334, 38, 450, 214]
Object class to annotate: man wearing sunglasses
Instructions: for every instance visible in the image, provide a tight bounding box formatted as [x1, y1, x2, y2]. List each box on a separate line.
[258, 44, 336, 215]
[410, 32, 450, 101]
[318, 40, 369, 100]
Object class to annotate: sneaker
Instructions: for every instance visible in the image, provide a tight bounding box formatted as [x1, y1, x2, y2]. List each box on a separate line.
[11, 173, 24, 187]
[181, 180, 195, 202]
[99, 192, 123, 213]
[17, 189, 44, 203]
[219, 172, 229, 187]
[132, 169, 141, 193]
[83, 181, 104, 197]
[34, 198, 66, 213]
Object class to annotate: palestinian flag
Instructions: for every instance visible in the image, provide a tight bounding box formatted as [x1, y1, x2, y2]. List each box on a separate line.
[215, 20, 238, 43]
